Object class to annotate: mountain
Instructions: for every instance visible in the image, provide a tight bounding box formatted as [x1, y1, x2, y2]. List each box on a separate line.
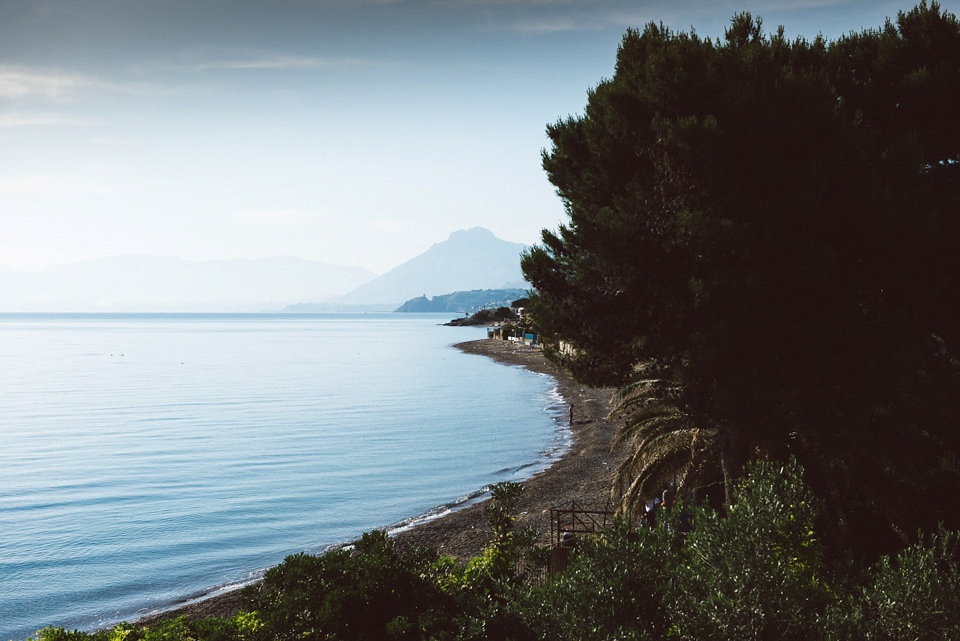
[293, 227, 528, 311]
[394, 288, 528, 313]
[0, 256, 376, 312]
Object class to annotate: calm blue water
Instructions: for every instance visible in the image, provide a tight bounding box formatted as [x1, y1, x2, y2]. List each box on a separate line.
[0, 314, 568, 640]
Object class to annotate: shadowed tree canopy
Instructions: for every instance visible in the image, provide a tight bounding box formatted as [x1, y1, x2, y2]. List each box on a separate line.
[522, 2, 960, 554]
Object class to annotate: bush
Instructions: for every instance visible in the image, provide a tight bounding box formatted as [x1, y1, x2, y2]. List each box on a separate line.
[515, 459, 831, 641]
[30, 459, 960, 641]
[663, 458, 832, 640]
[828, 526, 960, 640]
[240, 530, 456, 640]
[449, 482, 540, 593]
[517, 521, 673, 641]
[32, 614, 261, 641]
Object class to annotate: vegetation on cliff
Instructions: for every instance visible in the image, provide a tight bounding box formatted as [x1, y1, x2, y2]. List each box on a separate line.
[395, 289, 528, 313]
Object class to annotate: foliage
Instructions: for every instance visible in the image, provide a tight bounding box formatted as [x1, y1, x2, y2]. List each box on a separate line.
[607, 377, 720, 516]
[827, 527, 960, 640]
[453, 482, 541, 592]
[32, 628, 114, 641]
[432, 482, 545, 641]
[522, 1, 960, 552]
[663, 459, 831, 640]
[514, 457, 960, 641]
[511, 458, 827, 640]
[397, 289, 528, 313]
[448, 306, 517, 326]
[28, 461, 960, 641]
[32, 613, 261, 641]
[516, 521, 673, 641]
[239, 530, 457, 640]
[473, 307, 516, 323]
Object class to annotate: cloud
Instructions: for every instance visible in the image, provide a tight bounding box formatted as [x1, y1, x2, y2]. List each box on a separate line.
[0, 66, 100, 100]
[436, 0, 583, 5]
[509, 15, 588, 32]
[0, 65, 165, 102]
[0, 111, 93, 127]
[189, 54, 354, 71]
[0, 174, 63, 192]
[452, 0, 880, 33]
[141, 49, 378, 74]
[449, 0, 632, 33]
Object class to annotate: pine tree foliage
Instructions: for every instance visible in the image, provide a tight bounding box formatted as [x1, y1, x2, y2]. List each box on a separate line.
[522, 2, 960, 551]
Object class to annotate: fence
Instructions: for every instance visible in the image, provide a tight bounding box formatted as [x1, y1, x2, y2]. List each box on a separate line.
[549, 500, 613, 546]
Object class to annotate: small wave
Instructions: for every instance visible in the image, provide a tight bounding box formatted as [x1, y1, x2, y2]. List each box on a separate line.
[136, 572, 264, 620]
[493, 460, 539, 475]
[386, 381, 574, 538]
[385, 487, 493, 535]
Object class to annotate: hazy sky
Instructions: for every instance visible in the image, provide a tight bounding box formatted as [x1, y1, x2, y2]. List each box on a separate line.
[2, 0, 955, 274]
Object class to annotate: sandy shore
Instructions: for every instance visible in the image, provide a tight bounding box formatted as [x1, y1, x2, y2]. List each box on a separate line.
[136, 338, 621, 624]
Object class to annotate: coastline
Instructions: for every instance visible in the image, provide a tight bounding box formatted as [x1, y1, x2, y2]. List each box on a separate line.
[136, 338, 620, 624]
[392, 339, 621, 560]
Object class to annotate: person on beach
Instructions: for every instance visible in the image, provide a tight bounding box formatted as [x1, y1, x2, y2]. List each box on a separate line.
[662, 487, 676, 512]
[642, 497, 661, 528]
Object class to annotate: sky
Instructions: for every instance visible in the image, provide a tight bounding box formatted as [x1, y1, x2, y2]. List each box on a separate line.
[2, 0, 957, 275]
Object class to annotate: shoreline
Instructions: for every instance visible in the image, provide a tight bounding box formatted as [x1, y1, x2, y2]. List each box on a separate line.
[135, 338, 621, 624]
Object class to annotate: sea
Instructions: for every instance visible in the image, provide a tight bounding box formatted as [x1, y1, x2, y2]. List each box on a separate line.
[0, 313, 570, 640]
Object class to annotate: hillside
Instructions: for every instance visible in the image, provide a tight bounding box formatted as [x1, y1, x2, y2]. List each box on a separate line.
[289, 227, 529, 311]
[394, 288, 528, 313]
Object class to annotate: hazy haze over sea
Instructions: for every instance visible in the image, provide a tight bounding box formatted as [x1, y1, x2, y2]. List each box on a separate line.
[0, 313, 569, 639]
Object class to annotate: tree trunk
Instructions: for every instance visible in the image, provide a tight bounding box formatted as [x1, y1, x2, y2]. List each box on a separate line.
[719, 422, 747, 506]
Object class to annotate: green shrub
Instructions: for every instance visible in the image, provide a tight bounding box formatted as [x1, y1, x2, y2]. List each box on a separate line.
[828, 526, 960, 640]
[31, 628, 112, 641]
[240, 530, 456, 640]
[450, 482, 540, 592]
[31, 613, 260, 641]
[30, 459, 960, 641]
[663, 458, 832, 640]
[517, 521, 673, 641]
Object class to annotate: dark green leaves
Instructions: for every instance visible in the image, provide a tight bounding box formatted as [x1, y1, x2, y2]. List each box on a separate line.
[524, 3, 960, 553]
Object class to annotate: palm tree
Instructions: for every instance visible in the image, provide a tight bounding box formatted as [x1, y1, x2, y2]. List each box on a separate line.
[607, 378, 723, 518]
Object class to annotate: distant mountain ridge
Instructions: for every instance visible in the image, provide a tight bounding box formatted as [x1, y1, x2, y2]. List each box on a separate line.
[1, 227, 530, 312]
[292, 227, 529, 311]
[395, 289, 528, 313]
[0, 256, 376, 312]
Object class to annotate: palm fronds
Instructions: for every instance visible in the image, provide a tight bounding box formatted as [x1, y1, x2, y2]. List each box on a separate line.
[607, 378, 721, 517]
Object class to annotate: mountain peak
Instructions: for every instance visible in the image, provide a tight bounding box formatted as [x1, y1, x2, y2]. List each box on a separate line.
[331, 227, 529, 307]
[447, 227, 497, 242]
